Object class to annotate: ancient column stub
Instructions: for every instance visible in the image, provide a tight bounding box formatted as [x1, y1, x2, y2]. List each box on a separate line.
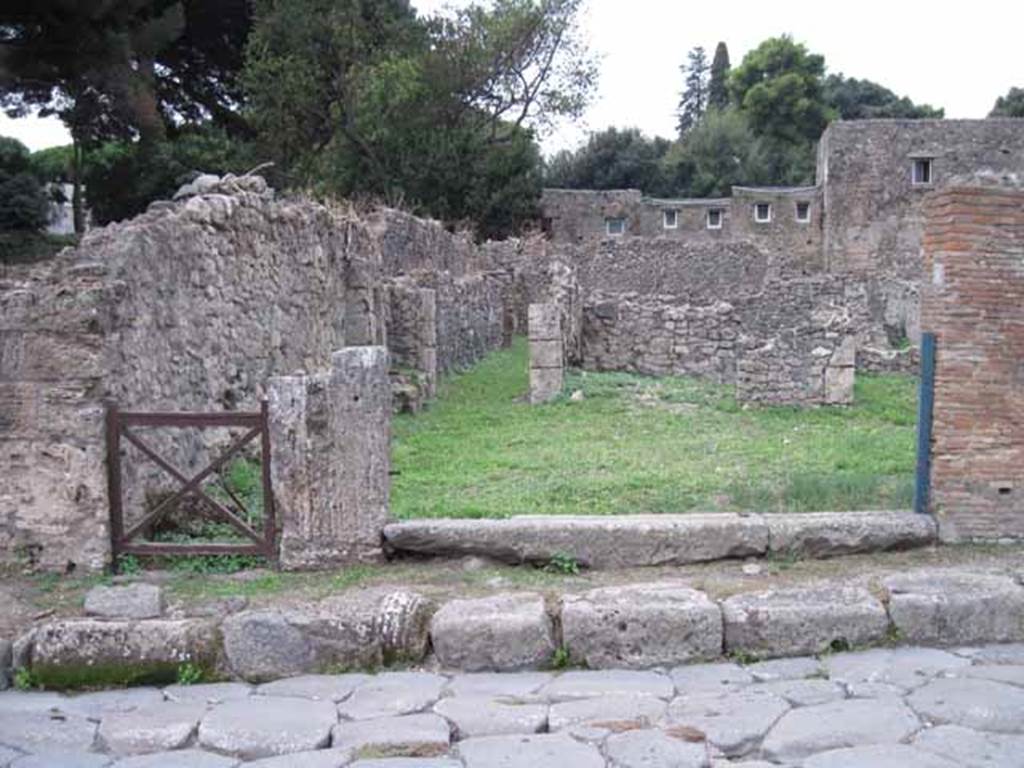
[528, 303, 564, 405]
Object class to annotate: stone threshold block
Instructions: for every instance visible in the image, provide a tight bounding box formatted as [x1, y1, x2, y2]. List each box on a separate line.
[561, 582, 722, 668]
[430, 593, 555, 671]
[722, 583, 890, 658]
[383, 514, 769, 569]
[766, 511, 937, 558]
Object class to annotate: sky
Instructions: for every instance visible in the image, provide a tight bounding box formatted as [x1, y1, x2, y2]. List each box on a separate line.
[3, 0, 1022, 155]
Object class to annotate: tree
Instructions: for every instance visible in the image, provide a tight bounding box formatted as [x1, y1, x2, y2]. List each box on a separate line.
[1, 1, 253, 230]
[676, 46, 709, 136]
[662, 109, 768, 198]
[544, 127, 672, 195]
[990, 87, 1024, 117]
[707, 42, 731, 111]
[824, 75, 943, 119]
[244, 0, 596, 238]
[0, 137, 49, 231]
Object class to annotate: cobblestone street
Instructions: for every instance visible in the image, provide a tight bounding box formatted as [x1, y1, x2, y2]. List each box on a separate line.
[2, 644, 1024, 766]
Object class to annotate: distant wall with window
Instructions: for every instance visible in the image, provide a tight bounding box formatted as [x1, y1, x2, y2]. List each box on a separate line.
[818, 119, 1024, 277]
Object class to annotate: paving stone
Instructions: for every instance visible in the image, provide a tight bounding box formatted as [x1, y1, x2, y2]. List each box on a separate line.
[825, 647, 970, 690]
[760, 698, 921, 762]
[98, 701, 206, 755]
[162, 682, 252, 705]
[561, 583, 722, 669]
[800, 744, 959, 768]
[197, 696, 337, 759]
[885, 571, 1024, 645]
[667, 689, 790, 757]
[349, 761, 462, 768]
[604, 728, 710, 768]
[721, 583, 888, 657]
[110, 750, 240, 767]
[913, 723, 1024, 767]
[84, 583, 163, 619]
[670, 663, 754, 695]
[244, 751, 354, 767]
[540, 670, 674, 701]
[330, 713, 450, 756]
[430, 593, 555, 671]
[955, 643, 1024, 665]
[257, 673, 371, 702]
[0, 747, 19, 768]
[383, 514, 769, 570]
[548, 694, 666, 732]
[960, 664, 1024, 687]
[457, 733, 604, 768]
[751, 679, 845, 707]
[337, 672, 447, 720]
[0, 711, 97, 752]
[843, 681, 908, 699]
[765, 511, 936, 558]
[434, 696, 547, 738]
[61, 688, 167, 720]
[0, 690, 67, 714]
[444, 672, 552, 699]
[907, 677, 1024, 733]
[744, 657, 824, 682]
[9, 753, 112, 768]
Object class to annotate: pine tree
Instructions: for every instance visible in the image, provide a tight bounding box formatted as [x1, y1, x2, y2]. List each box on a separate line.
[707, 42, 731, 111]
[676, 46, 709, 136]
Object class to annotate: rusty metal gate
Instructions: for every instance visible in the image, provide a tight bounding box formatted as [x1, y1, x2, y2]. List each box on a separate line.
[106, 401, 277, 566]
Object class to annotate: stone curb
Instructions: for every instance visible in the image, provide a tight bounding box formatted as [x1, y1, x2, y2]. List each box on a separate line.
[382, 511, 936, 569]
[14, 565, 1024, 683]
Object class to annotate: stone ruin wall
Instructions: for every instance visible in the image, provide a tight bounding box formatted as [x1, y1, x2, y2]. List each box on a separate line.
[582, 276, 864, 405]
[0, 181, 514, 572]
[921, 180, 1024, 541]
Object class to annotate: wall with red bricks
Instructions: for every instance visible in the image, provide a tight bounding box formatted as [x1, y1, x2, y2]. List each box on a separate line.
[922, 181, 1024, 540]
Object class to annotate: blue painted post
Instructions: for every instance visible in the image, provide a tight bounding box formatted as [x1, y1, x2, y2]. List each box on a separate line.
[914, 332, 937, 515]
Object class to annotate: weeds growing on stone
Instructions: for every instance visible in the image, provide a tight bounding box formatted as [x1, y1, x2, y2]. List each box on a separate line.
[544, 552, 581, 575]
[176, 662, 203, 686]
[392, 338, 917, 518]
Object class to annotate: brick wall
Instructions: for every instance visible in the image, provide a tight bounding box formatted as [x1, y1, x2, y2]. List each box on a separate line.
[922, 181, 1024, 540]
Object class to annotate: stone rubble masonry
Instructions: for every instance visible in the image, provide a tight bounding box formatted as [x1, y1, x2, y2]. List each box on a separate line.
[1, 179, 515, 572]
[528, 303, 564, 404]
[582, 276, 864, 406]
[921, 181, 1024, 541]
[268, 346, 390, 570]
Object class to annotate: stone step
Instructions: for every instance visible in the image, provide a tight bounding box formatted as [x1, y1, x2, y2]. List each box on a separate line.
[383, 511, 937, 568]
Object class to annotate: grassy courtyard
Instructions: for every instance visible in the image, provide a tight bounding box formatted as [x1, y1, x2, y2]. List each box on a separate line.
[391, 338, 918, 519]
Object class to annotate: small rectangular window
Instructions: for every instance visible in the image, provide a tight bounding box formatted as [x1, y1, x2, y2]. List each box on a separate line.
[706, 209, 723, 230]
[754, 202, 771, 223]
[605, 217, 625, 236]
[912, 159, 933, 185]
[663, 210, 678, 229]
[796, 201, 811, 222]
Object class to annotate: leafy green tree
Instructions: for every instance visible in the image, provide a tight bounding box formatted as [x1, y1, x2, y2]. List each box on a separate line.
[824, 75, 943, 119]
[989, 87, 1024, 117]
[30, 146, 75, 184]
[707, 42, 731, 111]
[662, 109, 768, 198]
[244, 0, 595, 238]
[544, 127, 672, 195]
[677, 46, 709, 135]
[0, 137, 49, 231]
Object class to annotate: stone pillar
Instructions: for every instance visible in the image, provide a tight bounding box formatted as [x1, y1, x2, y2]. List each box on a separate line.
[528, 303, 564, 405]
[418, 289, 438, 399]
[823, 336, 856, 405]
[921, 182, 1024, 541]
[269, 346, 390, 569]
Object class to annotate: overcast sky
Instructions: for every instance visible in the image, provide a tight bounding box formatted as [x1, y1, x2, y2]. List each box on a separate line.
[3, 0, 1021, 155]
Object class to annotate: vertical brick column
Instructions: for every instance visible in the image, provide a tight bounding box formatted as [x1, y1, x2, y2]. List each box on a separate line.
[921, 183, 1024, 541]
[268, 346, 390, 569]
[528, 303, 564, 404]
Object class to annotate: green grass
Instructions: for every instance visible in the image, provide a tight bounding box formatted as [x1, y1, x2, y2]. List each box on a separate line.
[391, 337, 918, 518]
